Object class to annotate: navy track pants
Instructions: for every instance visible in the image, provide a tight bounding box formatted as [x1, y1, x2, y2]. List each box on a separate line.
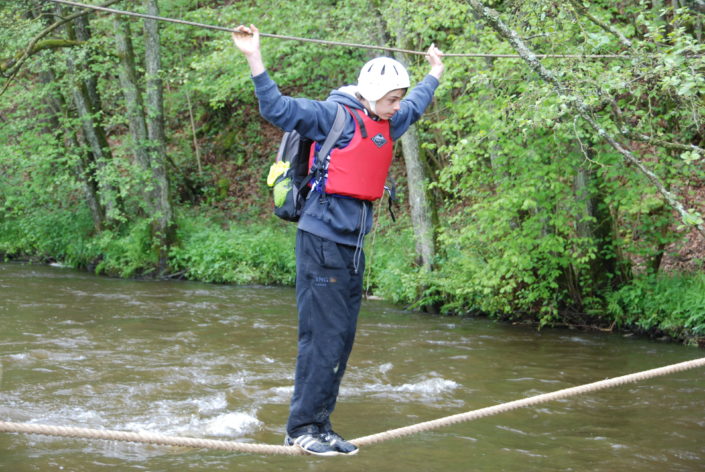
[286, 229, 364, 437]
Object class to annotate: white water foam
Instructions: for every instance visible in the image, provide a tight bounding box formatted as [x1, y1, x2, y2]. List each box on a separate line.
[342, 376, 460, 403]
[378, 362, 393, 374]
[203, 411, 262, 436]
[393, 378, 460, 394]
[193, 392, 229, 414]
[119, 405, 262, 439]
[267, 385, 294, 402]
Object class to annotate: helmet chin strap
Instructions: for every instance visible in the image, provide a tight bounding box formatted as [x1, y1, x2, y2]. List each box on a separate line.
[356, 91, 379, 117]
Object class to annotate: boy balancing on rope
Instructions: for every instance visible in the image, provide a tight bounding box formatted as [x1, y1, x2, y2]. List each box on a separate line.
[232, 24, 444, 456]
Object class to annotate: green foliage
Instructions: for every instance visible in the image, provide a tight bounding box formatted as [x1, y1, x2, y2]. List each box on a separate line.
[169, 212, 297, 285]
[424, 0, 704, 328]
[89, 220, 160, 278]
[364, 218, 422, 304]
[606, 272, 705, 340]
[0, 206, 95, 266]
[1, 0, 705, 342]
[186, 0, 368, 108]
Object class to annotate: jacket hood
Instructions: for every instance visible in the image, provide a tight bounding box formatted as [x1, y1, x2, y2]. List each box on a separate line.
[326, 85, 366, 110]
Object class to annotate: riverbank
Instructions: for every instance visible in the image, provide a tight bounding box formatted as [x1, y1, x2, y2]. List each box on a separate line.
[1, 207, 703, 346]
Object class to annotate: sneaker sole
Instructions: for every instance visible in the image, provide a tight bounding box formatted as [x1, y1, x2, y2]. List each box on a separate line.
[292, 436, 340, 457]
[295, 444, 340, 457]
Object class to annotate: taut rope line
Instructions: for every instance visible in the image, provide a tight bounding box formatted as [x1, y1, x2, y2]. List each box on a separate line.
[0, 421, 304, 455]
[1, 357, 704, 455]
[351, 356, 705, 447]
[46, 0, 642, 60]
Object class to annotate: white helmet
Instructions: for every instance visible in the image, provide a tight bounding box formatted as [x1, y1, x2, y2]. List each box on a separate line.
[357, 57, 410, 102]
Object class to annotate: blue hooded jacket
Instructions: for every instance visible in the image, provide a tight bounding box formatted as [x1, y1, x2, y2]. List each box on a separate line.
[252, 70, 439, 247]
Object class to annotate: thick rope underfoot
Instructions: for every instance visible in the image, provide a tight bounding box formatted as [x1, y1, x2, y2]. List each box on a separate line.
[350, 357, 705, 447]
[1, 357, 704, 455]
[0, 422, 306, 456]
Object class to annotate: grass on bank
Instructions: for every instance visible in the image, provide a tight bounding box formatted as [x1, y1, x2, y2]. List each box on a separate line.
[0, 205, 703, 344]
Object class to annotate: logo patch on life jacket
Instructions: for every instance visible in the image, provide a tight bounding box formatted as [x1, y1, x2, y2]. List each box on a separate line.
[371, 133, 387, 148]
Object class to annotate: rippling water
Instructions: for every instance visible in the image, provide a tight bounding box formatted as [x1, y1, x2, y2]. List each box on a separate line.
[1, 263, 703, 471]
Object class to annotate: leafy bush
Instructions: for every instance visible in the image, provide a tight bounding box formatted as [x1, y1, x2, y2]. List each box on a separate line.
[364, 222, 423, 304]
[0, 206, 96, 267]
[606, 273, 705, 341]
[89, 220, 160, 278]
[169, 212, 297, 285]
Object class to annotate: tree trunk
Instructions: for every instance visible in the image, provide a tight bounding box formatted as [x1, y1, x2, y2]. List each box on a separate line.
[61, 5, 117, 229]
[72, 13, 102, 114]
[39, 63, 105, 232]
[70, 82, 108, 231]
[39, 4, 109, 231]
[363, 5, 440, 311]
[113, 16, 152, 182]
[572, 158, 628, 293]
[71, 132, 106, 232]
[144, 0, 175, 271]
[368, 8, 439, 278]
[399, 125, 436, 272]
[113, 2, 175, 273]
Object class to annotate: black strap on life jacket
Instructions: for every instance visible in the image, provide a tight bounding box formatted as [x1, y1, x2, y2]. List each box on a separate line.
[349, 108, 368, 138]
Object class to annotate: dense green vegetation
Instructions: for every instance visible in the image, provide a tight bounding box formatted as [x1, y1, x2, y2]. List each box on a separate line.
[1, 0, 704, 344]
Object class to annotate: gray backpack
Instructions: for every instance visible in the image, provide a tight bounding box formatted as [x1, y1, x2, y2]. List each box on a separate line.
[267, 104, 346, 222]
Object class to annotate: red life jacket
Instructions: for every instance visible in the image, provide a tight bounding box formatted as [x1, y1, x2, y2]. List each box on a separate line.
[309, 107, 393, 201]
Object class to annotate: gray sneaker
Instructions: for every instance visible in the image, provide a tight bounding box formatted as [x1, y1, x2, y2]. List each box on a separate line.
[284, 433, 339, 456]
[322, 431, 359, 455]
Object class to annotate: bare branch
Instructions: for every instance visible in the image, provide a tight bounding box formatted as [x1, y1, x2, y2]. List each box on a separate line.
[1, 0, 121, 96]
[568, 0, 632, 48]
[608, 95, 705, 155]
[622, 131, 705, 154]
[1, 39, 82, 73]
[466, 0, 705, 238]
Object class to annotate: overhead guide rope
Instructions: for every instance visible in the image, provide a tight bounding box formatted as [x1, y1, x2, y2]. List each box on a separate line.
[2, 357, 704, 456]
[47, 0, 646, 60]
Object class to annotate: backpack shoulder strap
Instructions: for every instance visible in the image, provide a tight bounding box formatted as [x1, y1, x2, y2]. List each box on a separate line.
[275, 131, 291, 163]
[295, 104, 347, 194]
[315, 104, 347, 163]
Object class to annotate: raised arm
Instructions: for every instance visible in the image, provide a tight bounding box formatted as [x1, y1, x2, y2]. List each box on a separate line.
[232, 24, 266, 77]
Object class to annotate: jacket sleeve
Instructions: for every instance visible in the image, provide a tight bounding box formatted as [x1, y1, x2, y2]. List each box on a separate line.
[389, 75, 439, 141]
[251, 71, 339, 143]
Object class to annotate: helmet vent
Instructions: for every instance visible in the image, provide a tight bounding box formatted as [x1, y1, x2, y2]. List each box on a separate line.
[357, 57, 410, 101]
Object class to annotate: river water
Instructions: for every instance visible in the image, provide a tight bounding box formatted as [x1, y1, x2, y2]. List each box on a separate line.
[0, 263, 703, 471]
